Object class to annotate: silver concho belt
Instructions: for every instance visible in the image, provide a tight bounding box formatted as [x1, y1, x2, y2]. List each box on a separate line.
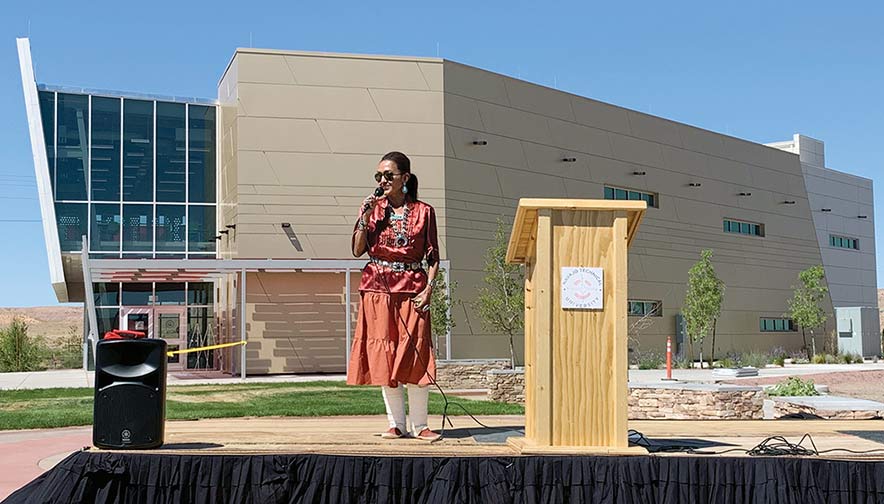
[369, 257, 423, 272]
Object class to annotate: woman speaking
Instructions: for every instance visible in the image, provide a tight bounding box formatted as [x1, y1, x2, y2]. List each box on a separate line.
[347, 151, 441, 442]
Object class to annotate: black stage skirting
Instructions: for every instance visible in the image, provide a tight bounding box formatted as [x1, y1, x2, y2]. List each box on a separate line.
[5, 450, 884, 504]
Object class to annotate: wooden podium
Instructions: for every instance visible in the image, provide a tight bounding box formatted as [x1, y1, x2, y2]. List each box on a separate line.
[505, 199, 647, 454]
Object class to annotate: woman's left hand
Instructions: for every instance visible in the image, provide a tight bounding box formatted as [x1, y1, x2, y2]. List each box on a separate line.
[412, 286, 432, 313]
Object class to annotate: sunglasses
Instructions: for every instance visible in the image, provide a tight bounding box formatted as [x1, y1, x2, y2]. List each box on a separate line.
[373, 171, 402, 183]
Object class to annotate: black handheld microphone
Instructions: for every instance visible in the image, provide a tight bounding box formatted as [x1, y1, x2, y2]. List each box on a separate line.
[373, 186, 384, 197]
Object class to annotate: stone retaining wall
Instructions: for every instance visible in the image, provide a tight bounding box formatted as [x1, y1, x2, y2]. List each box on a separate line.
[629, 384, 764, 420]
[487, 369, 525, 404]
[434, 359, 511, 389]
[483, 369, 764, 420]
[771, 397, 884, 420]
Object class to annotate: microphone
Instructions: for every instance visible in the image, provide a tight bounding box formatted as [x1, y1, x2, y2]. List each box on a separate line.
[374, 186, 384, 197]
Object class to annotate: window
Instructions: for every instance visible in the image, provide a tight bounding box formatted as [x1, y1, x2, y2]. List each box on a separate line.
[90, 97, 121, 201]
[829, 234, 859, 250]
[155, 283, 186, 305]
[56, 93, 89, 200]
[156, 102, 186, 202]
[188, 205, 216, 253]
[91, 203, 121, 252]
[122, 100, 154, 201]
[55, 202, 88, 251]
[628, 300, 662, 317]
[760, 318, 796, 332]
[723, 219, 764, 237]
[156, 205, 186, 251]
[121, 283, 152, 306]
[188, 105, 216, 203]
[604, 185, 657, 208]
[122, 204, 153, 251]
[187, 282, 213, 305]
[187, 307, 215, 369]
[93, 283, 120, 306]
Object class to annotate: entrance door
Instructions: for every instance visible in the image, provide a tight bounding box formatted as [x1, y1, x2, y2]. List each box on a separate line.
[154, 307, 187, 371]
[120, 307, 153, 338]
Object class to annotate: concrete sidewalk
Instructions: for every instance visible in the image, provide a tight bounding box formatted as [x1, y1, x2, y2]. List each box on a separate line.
[628, 362, 884, 383]
[0, 368, 347, 390]
[4, 363, 884, 390]
[0, 426, 91, 500]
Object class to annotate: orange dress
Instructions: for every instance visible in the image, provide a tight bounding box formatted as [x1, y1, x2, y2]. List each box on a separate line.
[346, 199, 439, 387]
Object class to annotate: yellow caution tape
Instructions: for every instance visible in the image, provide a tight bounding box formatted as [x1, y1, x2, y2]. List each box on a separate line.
[167, 341, 247, 357]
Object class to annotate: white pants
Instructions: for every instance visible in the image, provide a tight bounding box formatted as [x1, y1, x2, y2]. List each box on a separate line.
[381, 384, 429, 435]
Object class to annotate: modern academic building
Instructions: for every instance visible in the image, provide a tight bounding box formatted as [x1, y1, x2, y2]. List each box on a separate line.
[17, 38, 880, 375]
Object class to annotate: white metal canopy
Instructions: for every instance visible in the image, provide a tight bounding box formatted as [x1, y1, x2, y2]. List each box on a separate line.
[80, 240, 451, 378]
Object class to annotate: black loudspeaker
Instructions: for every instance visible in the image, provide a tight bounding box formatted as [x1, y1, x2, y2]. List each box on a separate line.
[93, 339, 167, 449]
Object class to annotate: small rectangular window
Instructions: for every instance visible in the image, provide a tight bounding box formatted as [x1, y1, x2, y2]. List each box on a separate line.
[830, 234, 860, 250]
[760, 317, 796, 332]
[604, 185, 658, 208]
[604, 187, 614, 199]
[724, 219, 764, 237]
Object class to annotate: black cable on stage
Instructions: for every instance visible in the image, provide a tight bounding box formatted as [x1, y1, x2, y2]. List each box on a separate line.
[361, 200, 492, 442]
[629, 429, 884, 457]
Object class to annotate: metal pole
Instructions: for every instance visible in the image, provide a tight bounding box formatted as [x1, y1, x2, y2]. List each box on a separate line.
[80, 236, 99, 370]
[240, 268, 246, 380]
[444, 263, 452, 361]
[345, 268, 351, 372]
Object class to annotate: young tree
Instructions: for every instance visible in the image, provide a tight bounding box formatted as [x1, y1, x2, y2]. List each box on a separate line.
[682, 249, 724, 368]
[473, 219, 525, 368]
[429, 268, 459, 357]
[787, 265, 828, 359]
[0, 317, 45, 372]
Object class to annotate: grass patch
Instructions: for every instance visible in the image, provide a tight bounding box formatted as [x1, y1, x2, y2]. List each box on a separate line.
[0, 381, 523, 430]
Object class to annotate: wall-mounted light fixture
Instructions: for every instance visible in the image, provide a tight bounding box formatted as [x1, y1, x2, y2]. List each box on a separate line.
[782, 200, 796, 205]
[472, 140, 488, 146]
[219, 229, 229, 235]
[688, 182, 702, 187]
[821, 208, 832, 212]
[562, 157, 577, 163]
[632, 171, 646, 176]
[738, 192, 752, 196]
[225, 224, 237, 229]
[281, 222, 303, 252]
[858, 215, 868, 219]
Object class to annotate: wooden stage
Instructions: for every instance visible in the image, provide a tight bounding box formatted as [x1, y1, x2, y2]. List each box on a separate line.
[113, 415, 884, 459]
[12, 415, 884, 502]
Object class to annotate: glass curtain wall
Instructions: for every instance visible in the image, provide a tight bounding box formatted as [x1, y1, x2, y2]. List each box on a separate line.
[93, 282, 216, 369]
[39, 89, 216, 257]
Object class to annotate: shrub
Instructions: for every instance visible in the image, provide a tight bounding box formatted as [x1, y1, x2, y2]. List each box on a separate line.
[853, 353, 865, 364]
[766, 376, 820, 397]
[674, 356, 693, 369]
[633, 350, 664, 370]
[789, 350, 810, 364]
[0, 318, 47, 372]
[717, 356, 739, 369]
[824, 353, 837, 364]
[769, 347, 787, 367]
[811, 353, 827, 364]
[741, 351, 770, 369]
[44, 326, 83, 370]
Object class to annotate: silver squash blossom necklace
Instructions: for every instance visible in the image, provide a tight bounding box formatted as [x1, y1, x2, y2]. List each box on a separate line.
[388, 202, 410, 247]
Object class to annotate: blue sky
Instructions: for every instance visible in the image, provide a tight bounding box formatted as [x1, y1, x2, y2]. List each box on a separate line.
[1, 1, 882, 307]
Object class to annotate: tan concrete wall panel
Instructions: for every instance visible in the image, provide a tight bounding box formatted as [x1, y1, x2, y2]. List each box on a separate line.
[284, 55, 434, 90]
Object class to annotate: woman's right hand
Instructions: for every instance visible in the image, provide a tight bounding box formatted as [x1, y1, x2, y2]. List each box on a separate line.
[361, 193, 382, 216]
